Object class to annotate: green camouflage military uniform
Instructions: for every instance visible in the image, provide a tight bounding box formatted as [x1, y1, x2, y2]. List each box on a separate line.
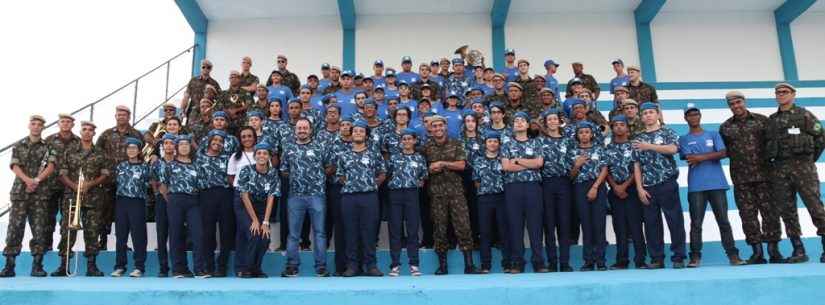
[184, 76, 221, 120]
[3, 137, 55, 257]
[765, 105, 825, 237]
[215, 87, 254, 113]
[239, 72, 259, 88]
[482, 92, 506, 107]
[424, 138, 474, 253]
[628, 81, 658, 104]
[42, 133, 80, 250]
[56, 144, 109, 257]
[719, 111, 781, 244]
[278, 69, 301, 95]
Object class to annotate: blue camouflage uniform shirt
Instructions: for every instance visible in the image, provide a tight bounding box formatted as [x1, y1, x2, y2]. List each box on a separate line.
[605, 141, 635, 183]
[195, 152, 230, 189]
[540, 135, 572, 178]
[280, 139, 330, 197]
[568, 145, 607, 183]
[198, 132, 239, 157]
[564, 120, 605, 145]
[337, 148, 386, 194]
[500, 137, 543, 184]
[471, 154, 505, 195]
[387, 151, 428, 190]
[633, 127, 680, 186]
[462, 135, 484, 166]
[115, 161, 151, 199]
[237, 165, 281, 202]
[160, 160, 205, 195]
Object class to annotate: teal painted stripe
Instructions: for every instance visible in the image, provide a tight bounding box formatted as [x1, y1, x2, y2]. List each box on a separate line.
[560, 80, 825, 93]
[595, 97, 824, 111]
[672, 153, 825, 167]
[675, 183, 824, 212]
[774, 0, 817, 81]
[490, 0, 511, 71]
[633, 0, 665, 83]
[659, 121, 825, 137]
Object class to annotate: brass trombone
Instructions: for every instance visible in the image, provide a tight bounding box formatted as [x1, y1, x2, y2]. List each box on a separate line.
[64, 171, 85, 276]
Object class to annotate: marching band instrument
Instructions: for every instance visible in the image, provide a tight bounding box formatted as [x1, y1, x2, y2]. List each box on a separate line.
[64, 171, 85, 276]
[454, 45, 485, 68]
[142, 120, 166, 162]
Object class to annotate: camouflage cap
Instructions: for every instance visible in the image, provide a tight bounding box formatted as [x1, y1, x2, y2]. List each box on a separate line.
[80, 120, 96, 128]
[614, 86, 630, 94]
[774, 82, 796, 92]
[115, 105, 131, 114]
[58, 113, 75, 121]
[163, 102, 177, 109]
[725, 91, 745, 101]
[627, 65, 641, 72]
[29, 115, 46, 123]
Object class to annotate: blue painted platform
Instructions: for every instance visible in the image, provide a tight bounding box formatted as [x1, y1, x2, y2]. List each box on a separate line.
[1, 238, 824, 305]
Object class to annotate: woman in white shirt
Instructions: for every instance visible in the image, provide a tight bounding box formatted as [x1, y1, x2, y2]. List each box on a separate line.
[228, 126, 258, 276]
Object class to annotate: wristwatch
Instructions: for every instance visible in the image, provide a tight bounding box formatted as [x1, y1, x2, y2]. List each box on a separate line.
[262, 221, 270, 226]
[33, 177, 41, 183]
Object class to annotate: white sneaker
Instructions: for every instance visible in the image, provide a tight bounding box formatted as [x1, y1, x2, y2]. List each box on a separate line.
[110, 268, 126, 277]
[410, 265, 422, 276]
[129, 269, 143, 277]
[388, 266, 401, 277]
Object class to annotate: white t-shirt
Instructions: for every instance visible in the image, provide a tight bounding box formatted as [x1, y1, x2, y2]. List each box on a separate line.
[227, 150, 255, 188]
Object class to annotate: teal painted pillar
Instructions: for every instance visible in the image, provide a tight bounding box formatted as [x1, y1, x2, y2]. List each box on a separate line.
[491, 0, 511, 71]
[338, 0, 356, 71]
[634, 0, 665, 83]
[774, 0, 816, 81]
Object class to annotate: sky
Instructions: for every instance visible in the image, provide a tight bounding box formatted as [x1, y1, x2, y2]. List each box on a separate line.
[0, 1, 193, 205]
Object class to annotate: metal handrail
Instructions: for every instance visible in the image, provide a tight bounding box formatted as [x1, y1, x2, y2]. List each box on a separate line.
[0, 45, 196, 218]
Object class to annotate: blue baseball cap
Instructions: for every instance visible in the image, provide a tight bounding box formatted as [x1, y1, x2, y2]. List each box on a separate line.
[576, 121, 595, 131]
[353, 119, 369, 129]
[513, 111, 530, 121]
[430, 59, 439, 66]
[611, 59, 624, 65]
[161, 133, 177, 143]
[484, 130, 501, 140]
[322, 93, 336, 103]
[542, 107, 562, 118]
[452, 58, 464, 65]
[341, 70, 354, 77]
[640, 102, 658, 111]
[683, 103, 700, 115]
[125, 137, 142, 147]
[364, 99, 377, 108]
[373, 84, 385, 92]
[321, 63, 331, 69]
[401, 56, 412, 63]
[447, 91, 462, 99]
[398, 81, 410, 87]
[569, 77, 583, 85]
[544, 59, 559, 67]
[611, 115, 628, 125]
[287, 98, 302, 106]
[568, 98, 586, 108]
[462, 109, 476, 119]
[374, 59, 384, 66]
[504, 48, 515, 56]
[341, 115, 354, 123]
[470, 86, 484, 94]
[401, 128, 418, 138]
[254, 142, 273, 153]
[489, 102, 505, 112]
[207, 129, 227, 141]
[212, 111, 227, 119]
[385, 69, 396, 77]
[247, 110, 265, 119]
[175, 134, 193, 144]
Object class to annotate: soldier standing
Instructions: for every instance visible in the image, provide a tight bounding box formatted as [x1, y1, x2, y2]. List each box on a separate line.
[765, 83, 825, 263]
[719, 91, 784, 264]
[43, 114, 81, 252]
[181, 59, 221, 122]
[96, 105, 142, 250]
[51, 121, 110, 276]
[424, 115, 480, 275]
[0, 115, 56, 277]
[239, 56, 260, 92]
[273, 55, 300, 95]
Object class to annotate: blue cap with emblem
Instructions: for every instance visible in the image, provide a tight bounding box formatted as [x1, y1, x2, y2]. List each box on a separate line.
[447, 90, 462, 99]
[401, 128, 418, 138]
[683, 103, 700, 115]
[353, 119, 368, 129]
[341, 70, 354, 77]
[254, 142, 273, 154]
[341, 115, 354, 123]
[385, 69, 396, 77]
[462, 109, 476, 119]
[125, 137, 143, 147]
[484, 130, 501, 140]
[321, 63, 331, 69]
[373, 84, 385, 92]
[452, 58, 464, 65]
[640, 102, 658, 111]
[611, 114, 628, 125]
[207, 129, 227, 141]
[212, 111, 227, 119]
[470, 86, 484, 93]
[247, 110, 265, 119]
[398, 81, 410, 87]
[364, 99, 377, 109]
[401, 56, 412, 63]
[175, 134, 193, 145]
[568, 98, 586, 108]
[504, 48, 515, 56]
[544, 59, 559, 67]
[513, 111, 529, 121]
[374, 59, 384, 66]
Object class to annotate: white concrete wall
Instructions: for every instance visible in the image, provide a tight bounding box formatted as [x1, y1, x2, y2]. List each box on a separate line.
[651, 12, 784, 82]
[205, 17, 342, 88]
[506, 12, 640, 84]
[793, 11, 825, 80]
[354, 14, 492, 74]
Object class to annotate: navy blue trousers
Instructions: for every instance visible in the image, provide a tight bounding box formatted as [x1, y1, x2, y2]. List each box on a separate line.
[609, 187, 647, 264]
[542, 177, 573, 265]
[114, 196, 147, 270]
[201, 187, 235, 273]
[235, 198, 271, 274]
[326, 183, 347, 272]
[154, 193, 171, 273]
[168, 193, 205, 273]
[642, 178, 687, 263]
[478, 193, 509, 267]
[388, 188, 421, 267]
[573, 180, 608, 265]
[504, 182, 545, 267]
[341, 192, 380, 270]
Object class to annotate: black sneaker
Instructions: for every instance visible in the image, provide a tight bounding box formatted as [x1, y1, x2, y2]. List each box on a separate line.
[580, 263, 595, 272]
[635, 262, 650, 269]
[672, 261, 685, 269]
[609, 262, 629, 270]
[648, 261, 665, 269]
[559, 263, 574, 272]
[253, 270, 269, 278]
[596, 263, 608, 271]
[237, 271, 255, 278]
[173, 271, 194, 278]
[212, 269, 228, 278]
[281, 266, 299, 277]
[342, 268, 359, 277]
[195, 271, 212, 278]
[316, 267, 330, 277]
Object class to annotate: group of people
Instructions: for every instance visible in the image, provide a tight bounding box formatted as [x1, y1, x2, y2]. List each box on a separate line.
[2, 50, 824, 279]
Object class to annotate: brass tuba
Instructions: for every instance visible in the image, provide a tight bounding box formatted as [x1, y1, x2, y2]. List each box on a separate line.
[64, 171, 85, 276]
[454, 45, 485, 68]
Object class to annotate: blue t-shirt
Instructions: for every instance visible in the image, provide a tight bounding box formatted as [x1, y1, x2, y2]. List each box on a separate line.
[609, 75, 630, 94]
[678, 130, 729, 192]
[440, 108, 463, 139]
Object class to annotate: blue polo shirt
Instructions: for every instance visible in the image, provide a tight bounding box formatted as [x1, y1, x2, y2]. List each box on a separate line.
[678, 130, 729, 192]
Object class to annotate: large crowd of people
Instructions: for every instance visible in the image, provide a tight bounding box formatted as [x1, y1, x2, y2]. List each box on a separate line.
[2, 50, 823, 279]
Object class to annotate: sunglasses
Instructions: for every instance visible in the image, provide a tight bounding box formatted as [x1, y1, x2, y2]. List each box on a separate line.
[201, 66, 212, 69]
[277, 60, 286, 63]
[775, 90, 792, 95]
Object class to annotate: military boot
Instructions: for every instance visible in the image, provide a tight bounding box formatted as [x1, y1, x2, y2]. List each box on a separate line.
[50, 257, 70, 276]
[0, 256, 16, 277]
[86, 256, 104, 277]
[820, 237, 825, 263]
[462, 251, 480, 274]
[435, 252, 448, 275]
[767, 242, 785, 264]
[30, 255, 47, 277]
[746, 243, 766, 265]
[786, 237, 809, 264]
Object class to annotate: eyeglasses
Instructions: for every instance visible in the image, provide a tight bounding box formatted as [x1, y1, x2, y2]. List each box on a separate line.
[201, 66, 212, 69]
[775, 90, 792, 96]
[164, 109, 176, 112]
[277, 60, 286, 64]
